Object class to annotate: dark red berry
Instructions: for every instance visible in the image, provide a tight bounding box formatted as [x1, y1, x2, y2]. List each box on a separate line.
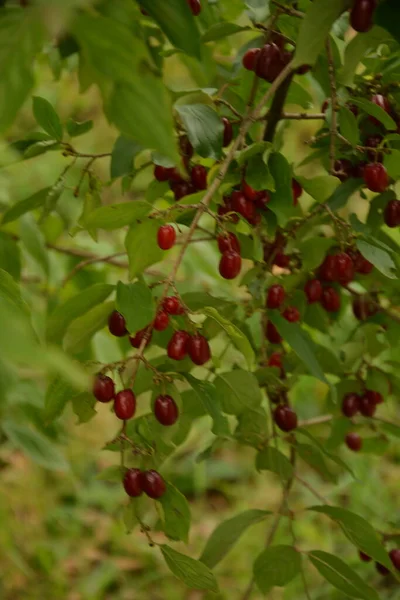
[114, 389, 136, 420]
[163, 296, 183, 315]
[321, 287, 341, 312]
[334, 159, 353, 182]
[274, 252, 290, 268]
[179, 135, 193, 158]
[336, 252, 354, 284]
[129, 327, 152, 348]
[364, 163, 389, 193]
[304, 279, 323, 304]
[359, 551, 372, 562]
[341, 393, 360, 417]
[384, 199, 400, 227]
[123, 468, 143, 497]
[154, 164, 173, 182]
[222, 118, 233, 147]
[282, 306, 300, 323]
[364, 389, 383, 405]
[191, 165, 207, 190]
[350, 0, 376, 33]
[167, 330, 190, 361]
[267, 284, 285, 309]
[274, 405, 298, 432]
[171, 182, 192, 201]
[108, 310, 127, 337]
[352, 296, 377, 320]
[93, 375, 115, 403]
[219, 250, 242, 279]
[154, 394, 179, 426]
[187, 0, 201, 15]
[188, 334, 211, 365]
[371, 94, 391, 120]
[242, 180, 264, 203]
[352, 161, 367, 179]
[376, 562, 390, 576]
[169, 167, 186, 184]
[345, 432, 362, 451]
[319, 255, 338, 282]
[140, 470, 166, 499]
[218, 196, 239, 223]
[359, 394, 377, 417]
[266, 321, 282, 344]
[157, 224, 176, 250]
[365, 134, 383, 162]
[268, 352, 283, 372]
[230, 191, 257, 223]
[217, 232, 240, 254]
[256, 43, 283, 83]
[154, 310, 169, 331]
[357, 257, 374, 274]
[242, 48, 260, 71]
[389, 549, 400, 571]
[292, 179, 303, 205]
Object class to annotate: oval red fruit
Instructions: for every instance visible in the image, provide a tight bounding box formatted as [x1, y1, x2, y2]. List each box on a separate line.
[321, 287, 341, 312]
[219, 250, 242, 279]
[242, 48, 260, 71]
[256, 43, 283, 82]
[282, 306, 300, 323]
[319, 255, 338, 282]
[188, 334, 211, 365]
[154, 164, 173, 182]
[274, 405, 298, 432]
[345, 432, 362, 452]
[222, 118, 233, 147]
[154, 394, 179, 426]
[364, 163, 389, 193]
[217, 232, 241, 254]
[167, 330, 190, 361]
[336, 252, 354, 284]
[350, 0, 376, 32]
[384, 199, 400, 228]
[389, 549, 400, 571]
[93, 375, 115, 403]
[341, 393, 360, 417]
[292, 179, 303, 205]
[129, 327, 152, 348]
[266, 321, 282, 344]
[304, 279, 323, 303]
[266, 284, 285, 309]
[114, 389, 136, 420]
[191, 164, 207, 190]
[154, 310, 169, 331]
[140, 470, 166, 499]
[359, 394, 377, 417]
[163, 296, 183, 315]
[108, 310, 127, 337]
[157, 224, 176, 250]
[187, 0, 201, 16]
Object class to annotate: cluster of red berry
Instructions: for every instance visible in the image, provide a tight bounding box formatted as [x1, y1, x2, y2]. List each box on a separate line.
[350, 0, 376, 33]
[359, 548, 400, 577]
[123, 468, 166, 499]
[242, 33, 309, 81]
[342, 390, 384, 452]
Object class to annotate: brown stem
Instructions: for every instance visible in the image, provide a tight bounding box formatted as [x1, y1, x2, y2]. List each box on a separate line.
[263, 73, 294, 141]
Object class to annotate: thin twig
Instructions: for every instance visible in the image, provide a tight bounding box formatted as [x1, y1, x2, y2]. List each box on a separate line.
[271, 0, 304, 17]
[214, 98, 242, 119]
[282, 112, 326, 120]
[326, 39, 338, 174]
[295, 474, 331, 505]
[62, 251, 128, 286]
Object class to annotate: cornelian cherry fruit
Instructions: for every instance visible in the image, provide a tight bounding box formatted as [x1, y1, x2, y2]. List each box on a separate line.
[266, 284, 285, 309]
[304, 279, 323, 303]
[282, 306, 300, 323]
[188, 334, 211, 365]
[108, 310, 127, 337]
[123, 468, 143, 497]
[191, 165, 207, 190]
[321, 287, 341, 312]
[364, 163, 389, 193]
[114, 389, 136, 420]
[163, 296, 183, 315]
[384, 199, 400, 228]
[350, 0, 376, 33]
[274, 405, 298, 432]
[292, 179, 303, 205]
[217, 232, 240, 254]
[130, 327, 152, 348]
[345, 432, 362, 452]
[187, 0, 201, 16]
[157, 224, 176, 250]
[242, 48, 260, 71]
[266, 321, 282, 344]
[222, 118, 233, 147]
[219, 250, 241, 279]
[154, 310, 169, 331]
[154, 395, 179, 426]
[93, 375, 115, 403]
[140, 470, 166, 499]
[167, 330, 190, 361]
[341, 393, 360, 417]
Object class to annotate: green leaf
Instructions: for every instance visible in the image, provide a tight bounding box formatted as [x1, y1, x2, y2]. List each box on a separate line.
[19, 215, 49, 275]
[310, 506, 392, 570]
[175, 104, 223, 159]
[296, 175, 340, 203]
[293, 0, 349, 68]
[267, 153, 294, 227]
[0, 233, 21, 280]
[2, 420, 68, 472]
[268, 313, 327, 383]
[213, 370, 262, 416]
[32, 96, 63, 141]
[161, 545, 219, 592]
[85, 201, 151, 230]
[64, 301, 114, 354]
[254, 545, 302, 593]
[246, 154, 275, 192]
[202, 307, 255, 369]
[326, 178, 362, 210]
[256, 447, 294, 481]
[384, 148, 400, 179]
[339, 27, 389, 86]
[184, 374, 230, 436]
[44, 377, 76, 422]
[352, 98, 397, 130]
[125, 220, 163, 279]
[356, 239, 397, 279]
[298, 237, 336, 271]
[160, 483, 191, 543]
[308, 550, 379, 600]
[375, 0, 400, 46]
[297, 442, 336, 482]
[47, 283, 114, 343]
[297, 429, 354, 477]
[71, 392, 97, 425]
[202, 22, 249, 42]
[0, 268, 30, 319]
[2, 187, 51, 225]
[339, 107, 359, 146]
[200, 510, 270, 569]
[66, 118, 93, 138]
[116, 281, 155, 334]
[111, 135, 143, 179]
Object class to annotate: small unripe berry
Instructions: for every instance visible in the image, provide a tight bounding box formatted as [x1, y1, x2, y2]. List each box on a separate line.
[266, 284, 285, 309]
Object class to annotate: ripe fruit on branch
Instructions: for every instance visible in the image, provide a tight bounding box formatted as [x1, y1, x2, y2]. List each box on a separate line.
[191, 165, 207, 190]
[114, 389, 136, 420]
[359, 393, 377, 417]
[157, 225, 176, 250]
[188, 334, 211, 365]
[231, 191, 257, 223]
[242, 180, 265, 203]
[319, 255, 338, 282]
[179, 135, 193, 158]
[256, 42, 283, 83]
[187, 0, 201, 16]
[163, 296, 183, 315]
[274, 405, 298, 432]
[268, 352, 284, 377]
[364, 134, 383, 162]
[154, 395, 179, 426]
[222, 118, 233, 147]
[352, 296, 377, 320]
[370, 94, 391, 122]
[242, 48, 260, 71]
[130, 327, 152, 348]
[274, 252, 290, 268]
[108, 310, 127, 337]
[384, 199, 400, 228]
[171, 181, 194, 201]
[266, 284, 285, 309]
[348, 249, 373, 274]
[154, 164, 174, 182]
[167, 330, 190, 361]
[345, 432, 362, 452]
[304, 279, 323, 304]
[266, 321, 282, 344]
[350, 0, 376, 33]
[282, 306, 300, 323]
[219, 250, 241, 279]
[389, 548, 400, 571]
[93, 375, 115, 403]
[336, 252, 354, 284]
[364, 389, 383, 405]
[123, 468, 143, 497]
[140, 470, 166, 499]
[154, 310, 169, 331]
[217, 232, 240, 254]
[364, 163, 389, 193]
[292, 179, 303, 205]
[321, 287, 341, 312]
[341, 392, 360, 417]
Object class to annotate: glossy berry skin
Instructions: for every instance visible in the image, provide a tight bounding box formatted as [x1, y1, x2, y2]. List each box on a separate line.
[319, 255, 338, 282]
[187, 0, 201, 15]
[359, 394, 377, 417]
[341, 393, 360, 417]
[157, 224, 176, 250]
[108, 310, 127, 337]
[222, 118, 233, 147]
[231, 191, 257, 223]
[364, 389, 383, 405]
[256, 43, 282, 82]
[242, 48, 260, 71]
[376, 562, 390, 576]
[350, 0, 376, 32]
[268, 352, 283, 374]
[352, 161, 367, 179]
[274, 252, 290, 268]
[266, 284, 285, 310]
[154, 395, 179, 426]
[274, 405, 298, 432]
[254, 191, 270, 209]
[219, 250, 241, 279]
[359, 551, 372, 563]
[389, 549, 400, 571]
[163, 296, 183, 315]
[93, 375, 115, 403]
[266, 321, 282, 344]
[114, 389, 136, 420]
[130, 327, 152, 348]
[123, 468, 143, 497]
[171, 182, 192, 201]
[336, 252, 354, 284]
[292, 179, 303, 205]
[304, 279, 323, 304]
[154, 164, 173, 182]
[352, 296, 377, 320]
[282, 306, 300, 323]
[321, 287, 341, 313]
[345, 432, 362, 452]
[349, 249, 373, 275]
[188, 334, 211, 365]
[140, 470, 166, 499]
[191, 165, 207, 190]
[217, 232, 240, 254]
[154, 310, 169, 332]
[364, 163, 389, 193]
[371, 94, 391, 117]
[384, 199, 400, 228]
[167, 330, 190, 361]
[242, 180, 263, 203]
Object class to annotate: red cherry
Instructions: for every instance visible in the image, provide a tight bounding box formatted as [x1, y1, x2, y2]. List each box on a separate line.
[336, 252, 354, 284]
[154, 394, 179, 426]
[352, 161, 367, 179]
[254, 191, 270, 209]
[266, 284, 285, 310]
[217, 232, 241, 254]
[274, 252, 290, 268]
[191, 165, 207, 190]
[219, 250, 242, 279]
[169, 167, 186, 184]
[384, 199, 400, 227]
[222, 118, 233, 147]
[304, 279, 323, 304]
[345, 432, 362, 452]
[389, 549, 400, 571]
[242, 48, 260, 71]
[357, 257, 374, 275]
[364, 389, 383, 405]
[266, 321, 282, 344]
[167, 330, 190, 361]
[154, 164, 173, 182]
[268, 352, 283, 371]
[321, 287, 341, 312]
[154, 310, 169, 331]
[231, 191, 257, 223]
[242, 180, 264, 203]
[364, 163, 389, 193]
[256, 43, 283, 83]
[359, 394, 377, 417]
[93, 375, 115, 403]
[341, 393, 360, 417]
[274, 405, 298, 432]
[129, 327, 152, 348]
[334, 159, 353, 182]
[370, 94, 391, 122]
[292, 179, 303, 205]
[188, 334, 211, 365]
[140, 470, 166, 499]
[319, 255, 338, 282]
[123, 468, 143, 497]
[179, 135, 193, 158]
[187, 0, 201, 15]
[162, 296, 183, 315]
[171, 182, 191, 201]
[376, 562, 390, 576]
[282, 306, 300, 323]
[114, 389, 136, 420]
[350, 0, 376, 32]
[108, 310, 127, 337]
[157, 224, 176, 250]
[352, 296, 377, 320]
[359, 551, 372, 562]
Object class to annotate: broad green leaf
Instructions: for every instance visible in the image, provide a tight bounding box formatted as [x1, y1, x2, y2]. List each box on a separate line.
[66, 118, 93, 138]
[184, 374, 230, 436]
[297, 429, 354, 477]
[122, 500, 138, 534]
[202, 307, 254, 368]
[339, 107, 359, 146]
[384, 149, 400, 179]
[246, 154, 275, 192]
[44, 377, 76, 422]
[47, 283, 114, 343]
[0, 268, 29, 317]
[254, 545, 302, 593]
[256, 447, 294, 481]
[352, 98, 397, 130]
[298, 237, 336, 271]
[32, 96, 63, 140]
[111, 135, 143, 179]
[202, 22, 249, 43]
[2, 420, 68, 471]
[64, 301, 114, 354]
[296, 175, 340, 203]
[339, 27, 389, 86]
[71, 392, 97, 425]
[326, 178, 362, 210]
[297, 442, 336, 483]
[2, 187, 51, 225]
[23, 140, 60, 159]
[293, 0, 349, 68]
[125, 220, 163, 279]
[267, 153, 294, 227]
[160, 483, 191, 543]
[0, 233, 21, 280]
[245, 0, 270, 21]
[213, 370, 261, 416]
[161, 545, 218, 592]
[175, 104, 223, 159]
[19, 215, 49, 276]
[308, 550, 379, 600]
[116, 281, 155, 334]
[200, 510, 270, 568]
[375, 0, 400, 45]
[85, 201, 150, 230]
[356, 239, 397, 279]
